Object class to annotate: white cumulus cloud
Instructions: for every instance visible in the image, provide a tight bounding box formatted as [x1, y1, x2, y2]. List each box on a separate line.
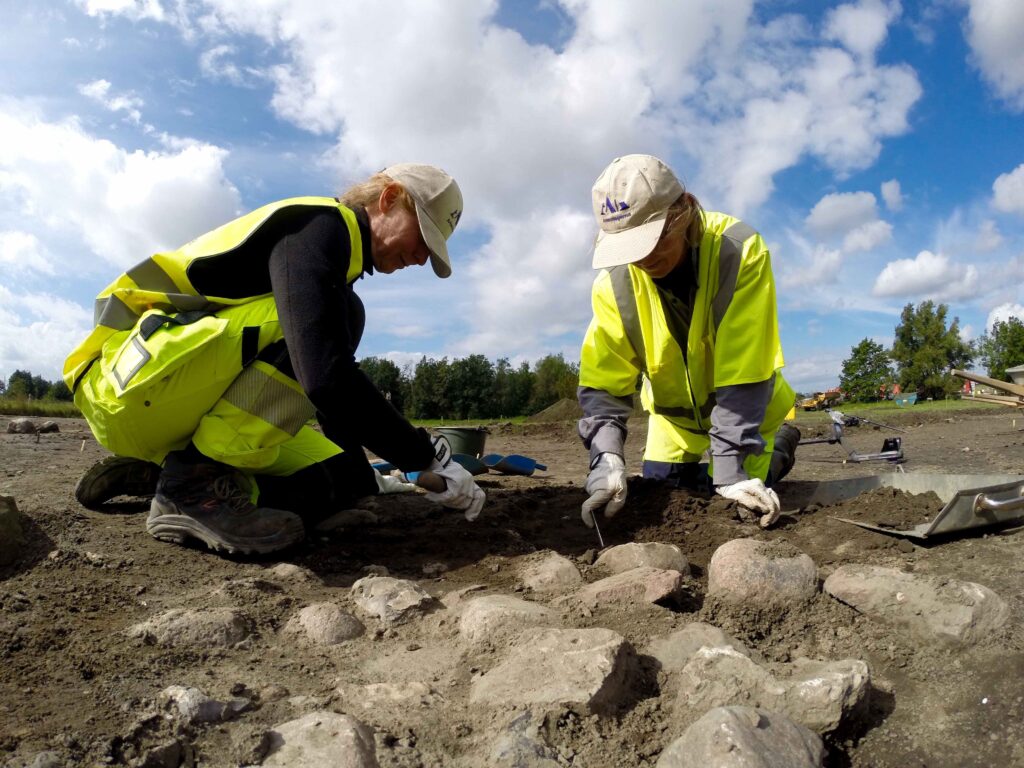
[805, 190, 892, 252]
[962, 0, 1024, 110]
[842, 219, 893, 252]
[807, 191, 879, 236]
[0, 101, 241, 272]
[873, 250, 980, 299]
[824, 0, 901, 59]
[993, 163, 1024, 214]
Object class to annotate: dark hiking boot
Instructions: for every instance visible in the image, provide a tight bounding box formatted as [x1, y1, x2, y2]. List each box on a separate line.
[146, 455, 304, 555]
[75, 456, 162, 510]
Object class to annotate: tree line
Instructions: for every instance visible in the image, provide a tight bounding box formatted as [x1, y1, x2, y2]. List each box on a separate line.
[361, 353, 580, 419]
[0, 370, 73, 402]
[838, 301, 1024, 403]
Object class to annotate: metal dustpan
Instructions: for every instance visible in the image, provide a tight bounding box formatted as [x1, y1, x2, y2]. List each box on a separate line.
[781, 473, 1024, 539]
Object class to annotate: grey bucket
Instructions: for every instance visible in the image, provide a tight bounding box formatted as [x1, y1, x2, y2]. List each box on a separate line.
[434, 427, 490, 458]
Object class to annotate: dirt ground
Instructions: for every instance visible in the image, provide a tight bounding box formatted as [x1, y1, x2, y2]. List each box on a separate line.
[2, 406, 1023, 767]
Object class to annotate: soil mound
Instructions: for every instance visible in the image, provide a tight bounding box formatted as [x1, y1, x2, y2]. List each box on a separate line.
[527, 397, 583, 422]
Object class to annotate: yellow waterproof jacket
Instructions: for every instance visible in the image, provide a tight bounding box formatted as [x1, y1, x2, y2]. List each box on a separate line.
[64, 196, 364, 392]
[579, 211, 793, 435]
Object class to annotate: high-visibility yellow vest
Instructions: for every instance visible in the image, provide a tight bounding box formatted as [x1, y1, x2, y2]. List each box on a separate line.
[579, 212, 793, 435]
[64, 197, 364, 391]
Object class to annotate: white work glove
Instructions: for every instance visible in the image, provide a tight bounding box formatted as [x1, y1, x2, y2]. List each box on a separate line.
[373, 467, 417, 495]
[716, 478, 781, 528]
[423, 459, 486, 521]
[581, 453, 627, 528]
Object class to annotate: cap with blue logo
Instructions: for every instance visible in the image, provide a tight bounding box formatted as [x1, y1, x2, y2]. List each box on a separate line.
[590, 154, 684, 269]
[383, 163, 463, 278]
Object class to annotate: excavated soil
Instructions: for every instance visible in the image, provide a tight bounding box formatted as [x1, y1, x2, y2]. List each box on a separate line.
[2, 407, 1024, 767]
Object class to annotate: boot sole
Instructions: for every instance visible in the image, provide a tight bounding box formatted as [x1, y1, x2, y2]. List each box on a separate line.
[75, 456, 161, 510]
[146, 512, 305, 555]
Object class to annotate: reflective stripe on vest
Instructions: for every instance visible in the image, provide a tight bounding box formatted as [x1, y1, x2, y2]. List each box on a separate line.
[712, 221, 756, 332]
[220, 362, 316, 436]
[94, 291, 219, 331]
[607, 220, 757, 422]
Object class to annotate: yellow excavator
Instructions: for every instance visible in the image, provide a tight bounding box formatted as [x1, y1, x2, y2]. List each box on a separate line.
[798, 391, 843, 411]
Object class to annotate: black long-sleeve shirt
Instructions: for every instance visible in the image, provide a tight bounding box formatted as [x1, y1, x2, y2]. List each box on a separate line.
[266, 207, 435, 473]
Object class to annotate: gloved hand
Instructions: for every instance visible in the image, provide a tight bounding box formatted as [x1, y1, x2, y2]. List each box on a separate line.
[581, 453, 627, 528]
[423, 458, 486, 521]
[716, 478, 781, 528]
[373, 467, 417, 495]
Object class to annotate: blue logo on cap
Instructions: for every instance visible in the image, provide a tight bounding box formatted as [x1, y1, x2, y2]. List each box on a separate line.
[601, 197, 630, 215]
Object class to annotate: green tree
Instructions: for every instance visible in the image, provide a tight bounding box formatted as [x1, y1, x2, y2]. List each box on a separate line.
[46, 379, 73, 402]
[7, 370, 38, 399]
[445, 355, 495, 419]
[976, 316, 1024, 381]
[528, 353, 579, 414]
[408, 356, 450, 419]
[492, 358, 533, 418]
[839, 338, 893, 402]
[891, 301, 973, 400]
[359, 356, 407, 413]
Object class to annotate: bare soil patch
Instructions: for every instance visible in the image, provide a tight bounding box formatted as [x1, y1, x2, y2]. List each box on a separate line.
[2, 408, 1023, 766]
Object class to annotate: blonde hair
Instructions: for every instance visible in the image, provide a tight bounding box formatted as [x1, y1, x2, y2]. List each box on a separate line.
[338, 172, 416, 212]
[662, 191, 705, 250]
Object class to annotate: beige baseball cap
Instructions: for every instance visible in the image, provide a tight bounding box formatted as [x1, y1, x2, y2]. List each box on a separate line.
[590, 154, 684, 269]
[383, 163, 464, 278]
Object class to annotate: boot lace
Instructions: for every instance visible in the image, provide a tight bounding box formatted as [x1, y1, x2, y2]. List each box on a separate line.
[202, 474, 255, 515]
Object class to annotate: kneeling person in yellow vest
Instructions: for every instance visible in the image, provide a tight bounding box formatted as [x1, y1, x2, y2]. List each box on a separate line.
[577, 155, 799, 530]
[65, 164, 484, 555]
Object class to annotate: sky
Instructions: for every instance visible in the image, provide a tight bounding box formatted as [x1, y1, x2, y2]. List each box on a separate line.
[0, 0, 1023, 394]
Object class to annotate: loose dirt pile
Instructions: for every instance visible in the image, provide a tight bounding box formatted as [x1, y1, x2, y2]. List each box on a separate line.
[1, 408, 1023, 767]
[526, 398, 583, 423]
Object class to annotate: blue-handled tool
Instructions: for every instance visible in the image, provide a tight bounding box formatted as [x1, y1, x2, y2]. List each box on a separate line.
[481, 453, 547, 476]
[374, 454, 488, 477]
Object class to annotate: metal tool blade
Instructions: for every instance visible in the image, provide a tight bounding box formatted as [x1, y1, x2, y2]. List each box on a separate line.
[592, 515, 605, 548]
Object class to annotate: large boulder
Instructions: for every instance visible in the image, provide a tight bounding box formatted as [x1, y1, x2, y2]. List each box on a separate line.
[824, 564, 1009, 645]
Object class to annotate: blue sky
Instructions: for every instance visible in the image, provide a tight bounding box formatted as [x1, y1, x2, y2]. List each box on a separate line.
[1, 0, 1023, 393]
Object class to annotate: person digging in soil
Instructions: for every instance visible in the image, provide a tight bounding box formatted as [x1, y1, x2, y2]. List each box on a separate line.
[577, 154, 799, 530]
[64, 164, 484, 555]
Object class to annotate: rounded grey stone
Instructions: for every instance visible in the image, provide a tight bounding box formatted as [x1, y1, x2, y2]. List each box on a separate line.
[284, 602, 365, 645]
[595, 542, 689, 575]
[708, 539, 818, 607]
